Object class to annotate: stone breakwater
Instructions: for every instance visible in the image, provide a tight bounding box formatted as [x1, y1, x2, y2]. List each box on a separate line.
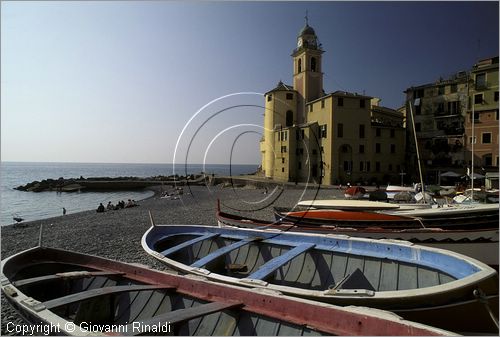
[12, 174, 277, 193]
[1, 184, 341, 335]
[13, 174, 209, 192]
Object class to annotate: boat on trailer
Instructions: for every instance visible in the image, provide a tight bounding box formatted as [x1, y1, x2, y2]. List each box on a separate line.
[1, 246, 456, 336]
[217, 207, 499, 267]
[142, 224, 499, 334]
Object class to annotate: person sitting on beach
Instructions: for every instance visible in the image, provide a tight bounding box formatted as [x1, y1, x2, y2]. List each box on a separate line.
[96, 203, 105, 213]
[118, 200, 125, 209]
[127, 199, 139, 207]
[107, 201, 115, 211]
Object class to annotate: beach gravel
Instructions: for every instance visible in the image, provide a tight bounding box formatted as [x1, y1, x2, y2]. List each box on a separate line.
[1, 183, 343, 335]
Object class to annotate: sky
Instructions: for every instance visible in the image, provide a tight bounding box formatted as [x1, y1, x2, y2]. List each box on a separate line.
[1, 1, 498, 165]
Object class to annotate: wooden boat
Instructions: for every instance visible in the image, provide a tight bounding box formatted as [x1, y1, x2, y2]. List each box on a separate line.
[344, 186, 367, 199]
[275, 203, 499, 230]
[217, 207, 499, 267]
[142, 224, 499, 334]
[275, 207, 416, 225]
[386, 185, 417, 200]
[1, 246, 456, 336]
[297, 199, 401, 210]
[381, 203, 499, 229]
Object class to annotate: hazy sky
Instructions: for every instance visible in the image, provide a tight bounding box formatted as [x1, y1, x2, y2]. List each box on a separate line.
[1, 1, 498, 165]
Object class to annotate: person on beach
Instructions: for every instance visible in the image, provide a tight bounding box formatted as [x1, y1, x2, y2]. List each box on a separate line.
[62, 207, 66, 216]
[96, 203, 105, 213]
[107, 201, 115, 211]
[125, 199, 139, 208]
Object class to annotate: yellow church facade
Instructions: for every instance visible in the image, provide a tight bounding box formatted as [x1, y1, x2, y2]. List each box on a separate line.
[260, 23, 406, 185]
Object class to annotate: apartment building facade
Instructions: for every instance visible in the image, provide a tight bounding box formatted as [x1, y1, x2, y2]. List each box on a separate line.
[404, 57, 499, 183]
[465, 57, 499, 170]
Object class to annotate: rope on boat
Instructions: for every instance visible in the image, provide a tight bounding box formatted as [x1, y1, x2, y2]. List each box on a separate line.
[415, 217, 426, 229]
[38, 224, 44, 247]
[404, 215, 426, 229]
[473, 288, 499, 330]
[148, 210, 156, 227]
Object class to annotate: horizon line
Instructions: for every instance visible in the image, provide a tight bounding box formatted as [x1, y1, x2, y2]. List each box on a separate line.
[0, 160, 260, 166]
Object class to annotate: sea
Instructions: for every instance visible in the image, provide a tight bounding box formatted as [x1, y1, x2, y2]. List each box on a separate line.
[0, 162, 259, 226]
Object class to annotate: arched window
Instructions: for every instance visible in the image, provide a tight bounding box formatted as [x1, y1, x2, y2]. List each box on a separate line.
[286, 110, 293, 127]
[298, 59, 302, 73]
[311, 57, 317, 72]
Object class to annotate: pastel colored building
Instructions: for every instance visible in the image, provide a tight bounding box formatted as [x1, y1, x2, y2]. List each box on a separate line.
[260, 22, 405, 185]
[404, 56, 498, 183]
[465, 56, 499, 169]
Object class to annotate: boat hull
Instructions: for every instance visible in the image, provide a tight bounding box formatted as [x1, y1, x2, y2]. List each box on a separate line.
[143, 224, 499, 334]
[296, 199, 401, 210]
[2, 246, 457, 336]
[275, 203, 499, 230]
[220, 210, 499, 267]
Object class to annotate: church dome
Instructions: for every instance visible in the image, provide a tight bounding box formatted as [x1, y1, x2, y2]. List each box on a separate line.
[299, 24, 315, 36]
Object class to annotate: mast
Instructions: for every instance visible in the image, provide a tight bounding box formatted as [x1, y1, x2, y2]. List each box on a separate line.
[470, 40, 481, 203]
[471, 93, 475, 201]
[467, 69, 475, 203]
[408, 98, 427, 203]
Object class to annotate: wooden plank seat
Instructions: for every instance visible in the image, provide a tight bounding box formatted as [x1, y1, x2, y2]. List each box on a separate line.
[122, 301, 244, 336]
[247, 243, 316, 281]
[41, 284, 175, 310]
[160, 233, 220, 257]
[190, 237, 262, 268]
[13, 271, 125, 288]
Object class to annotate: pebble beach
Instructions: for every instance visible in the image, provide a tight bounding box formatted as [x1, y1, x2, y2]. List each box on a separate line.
[1, 183, 342, 335]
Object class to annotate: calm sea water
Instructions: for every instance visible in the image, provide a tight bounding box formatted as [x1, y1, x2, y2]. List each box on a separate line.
[0, 162, 258, 226]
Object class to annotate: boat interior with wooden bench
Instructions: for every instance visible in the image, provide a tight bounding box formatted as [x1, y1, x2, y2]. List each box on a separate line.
[2, 246, 457, 336]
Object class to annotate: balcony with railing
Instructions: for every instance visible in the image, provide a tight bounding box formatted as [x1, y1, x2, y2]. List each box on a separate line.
[475, 81, 489, 90]
[433, 102, 462, 117]
[436, 120, 464, 136]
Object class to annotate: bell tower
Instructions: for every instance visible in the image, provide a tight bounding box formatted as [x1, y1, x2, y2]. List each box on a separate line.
[292, 17, 324, 123]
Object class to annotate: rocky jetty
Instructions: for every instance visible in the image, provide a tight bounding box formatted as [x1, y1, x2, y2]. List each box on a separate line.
[13, 173, 281, 193]
[14, 174, 207, 192]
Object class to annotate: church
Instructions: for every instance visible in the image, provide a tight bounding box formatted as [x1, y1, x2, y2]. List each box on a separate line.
[260, 21, 406, 185]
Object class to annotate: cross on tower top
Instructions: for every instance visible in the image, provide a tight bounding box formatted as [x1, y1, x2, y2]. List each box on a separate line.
[305, 10, 309, 25]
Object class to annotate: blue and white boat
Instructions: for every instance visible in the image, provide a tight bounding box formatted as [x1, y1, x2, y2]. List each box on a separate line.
[142, 224, 499, 334]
